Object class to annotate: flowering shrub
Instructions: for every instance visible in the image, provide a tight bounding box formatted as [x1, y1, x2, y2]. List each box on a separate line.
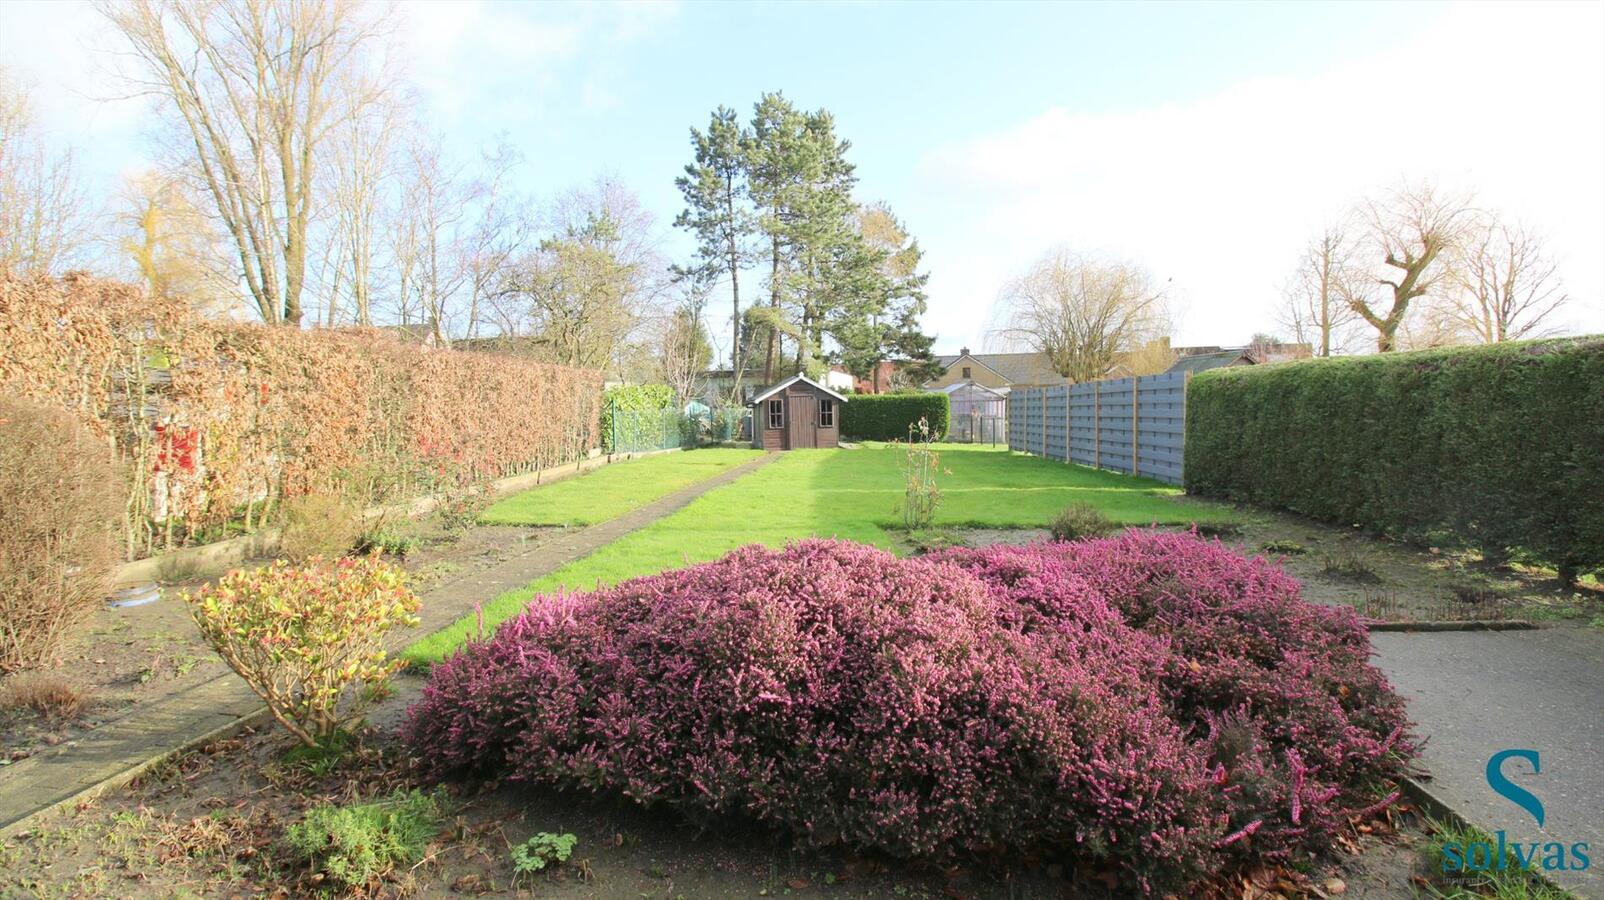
[930, 531, 1415, 865]
[187, 554, 420, 747]
[403, 535, 1414, 892]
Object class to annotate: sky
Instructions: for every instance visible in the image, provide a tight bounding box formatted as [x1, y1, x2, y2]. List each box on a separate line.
[2, 0, 1601, 358]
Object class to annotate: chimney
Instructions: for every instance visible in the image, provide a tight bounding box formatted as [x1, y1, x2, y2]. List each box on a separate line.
[960, 346, 970, 357]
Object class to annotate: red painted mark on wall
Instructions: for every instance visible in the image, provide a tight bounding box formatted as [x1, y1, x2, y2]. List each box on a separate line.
[154, 424, 199, 474]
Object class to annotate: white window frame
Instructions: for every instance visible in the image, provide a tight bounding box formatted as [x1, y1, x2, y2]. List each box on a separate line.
[818, 398, 834, 428]
[767, 397, 784, 429]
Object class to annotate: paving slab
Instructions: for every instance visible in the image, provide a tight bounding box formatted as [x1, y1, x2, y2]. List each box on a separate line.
[1372, 625, 1604, 898]
[0, 452, 777, 837]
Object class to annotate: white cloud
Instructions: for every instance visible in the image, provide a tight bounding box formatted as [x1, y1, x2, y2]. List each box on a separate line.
[394, 0, 679, 125]
[915, 1, 1604, 350]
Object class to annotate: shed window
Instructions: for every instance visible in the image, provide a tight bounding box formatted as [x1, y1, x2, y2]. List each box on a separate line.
[767, 397, 784, 429]
[818, 398, 835, 428]
[962, 366, 972, 379]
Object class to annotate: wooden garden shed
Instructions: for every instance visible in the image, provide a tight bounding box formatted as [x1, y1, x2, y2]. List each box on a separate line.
[749, 374, 847, 450]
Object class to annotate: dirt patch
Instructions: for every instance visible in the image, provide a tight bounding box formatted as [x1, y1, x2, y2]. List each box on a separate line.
[0, 517, 561, 765]
[957, 509, 1603, 628]
[0, 697, 1443, 900]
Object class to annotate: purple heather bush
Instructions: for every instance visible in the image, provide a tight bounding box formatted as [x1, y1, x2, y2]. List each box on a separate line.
[403, 533, 1414, 892]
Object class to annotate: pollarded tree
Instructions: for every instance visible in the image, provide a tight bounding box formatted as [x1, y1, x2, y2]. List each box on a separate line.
[995, 249, 1170, 383]
[1347, 183, 1477, 352]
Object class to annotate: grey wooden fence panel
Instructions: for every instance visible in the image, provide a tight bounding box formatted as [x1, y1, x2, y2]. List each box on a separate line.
[1007, 371, 1189, 484]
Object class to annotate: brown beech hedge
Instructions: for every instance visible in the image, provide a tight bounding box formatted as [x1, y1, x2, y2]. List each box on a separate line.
[0, 273, 603, 560]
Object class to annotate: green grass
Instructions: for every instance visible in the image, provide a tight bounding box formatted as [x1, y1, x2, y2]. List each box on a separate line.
[404, 444, 1238, 666]
[1414, 817, 1575, 899]
[478, 448, 765, 526]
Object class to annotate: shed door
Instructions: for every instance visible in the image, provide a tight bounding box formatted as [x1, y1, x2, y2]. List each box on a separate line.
[788, 395, 816, 449]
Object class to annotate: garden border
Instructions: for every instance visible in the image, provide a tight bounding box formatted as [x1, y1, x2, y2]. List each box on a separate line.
[112, 447, 677, 586]
[0, 450, 771, 841]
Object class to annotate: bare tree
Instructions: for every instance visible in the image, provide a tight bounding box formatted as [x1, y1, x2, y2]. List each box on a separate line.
[994, 249, 1169, 383]
[459, 138, 532, 339]
[101, 0, 389, 325]
[1347, 183, 1476, 352]
[1279, 223, 1363, 357]
[1447, 218, 1569, 343]
[114, 169, 239, 313]
[390, 133, 470, 343]
[499, 179, 666, 371]
[0, 70, 89, 273]
[658, 284, 713, 405]
[324, 82, 403, 326]
[1394, 296, 1474, 350]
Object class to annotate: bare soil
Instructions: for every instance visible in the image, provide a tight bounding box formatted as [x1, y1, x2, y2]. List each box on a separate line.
[955, 501, 1604, 628]
[0, 695, 1438, 900]
[0, 516, 560, 767]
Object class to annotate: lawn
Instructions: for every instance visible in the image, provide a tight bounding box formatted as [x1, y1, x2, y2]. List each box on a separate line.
[405, 444, 1239, 665]
[477, 447, 764, 526]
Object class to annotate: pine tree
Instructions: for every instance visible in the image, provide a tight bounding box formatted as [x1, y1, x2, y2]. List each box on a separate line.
[673, 107, 752, 393]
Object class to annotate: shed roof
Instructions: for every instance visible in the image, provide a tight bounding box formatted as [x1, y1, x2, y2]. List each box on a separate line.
[936, 381, 1006, 397]
[747, 373, 850, 406]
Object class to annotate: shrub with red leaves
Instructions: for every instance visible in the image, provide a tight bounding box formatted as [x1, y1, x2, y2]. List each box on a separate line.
[403, 533, 1413, 892]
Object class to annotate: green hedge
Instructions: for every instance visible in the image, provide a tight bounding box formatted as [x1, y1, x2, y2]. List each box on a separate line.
[602, 384, 675, 452]
[840, 393, 950, 441]
[1184, 338, 1604, 583]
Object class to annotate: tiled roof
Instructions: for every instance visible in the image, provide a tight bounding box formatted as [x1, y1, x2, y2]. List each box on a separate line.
[934, 352, 1064, 385]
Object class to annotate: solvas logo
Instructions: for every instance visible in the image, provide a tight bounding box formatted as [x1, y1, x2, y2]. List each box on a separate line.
[1440, 749, 1591, 874]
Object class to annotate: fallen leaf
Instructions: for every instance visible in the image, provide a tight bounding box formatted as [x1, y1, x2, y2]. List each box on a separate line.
[1324, 877, 1347, 895]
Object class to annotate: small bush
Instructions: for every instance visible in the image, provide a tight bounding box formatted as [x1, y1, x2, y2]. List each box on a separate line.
[358, 524, 421, 558]
[184, 555, 420, 747]
[277, 493, 365, 562]
[405, 535, 1412, 892]
[840, 392, 950, 441]
[1321, 548, 1380, 582]
[1259, 539, 1307, 556]
[0, 400, 125, 673]
[898, 417, 944, 530]
[511, 832, 577, 884]
[284, 789, 446, 890]
[0, 672, 89, 720]
[438, 480, 494, 535]
[1048, 502, 1118, 541]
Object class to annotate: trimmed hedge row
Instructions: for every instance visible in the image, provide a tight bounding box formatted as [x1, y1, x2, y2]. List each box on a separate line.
[601, 384, 675, 452]
[840, 392, 950, 441]
[1185, 338, 1604, 583]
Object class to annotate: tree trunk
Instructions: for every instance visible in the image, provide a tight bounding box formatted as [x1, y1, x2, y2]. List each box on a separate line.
[764, 232, 780, 383]
[725, 173, 742, 395]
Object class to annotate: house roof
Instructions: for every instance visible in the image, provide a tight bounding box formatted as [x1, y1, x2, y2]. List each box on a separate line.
[747, 374, 850, 406]
[1165, 350, 1256, 375]
[933, 351, 1064, 385]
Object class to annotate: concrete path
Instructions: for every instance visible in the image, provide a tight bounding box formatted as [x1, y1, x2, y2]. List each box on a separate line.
[0, 452, 778, 837]
[1372, 625, 1604, 898]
